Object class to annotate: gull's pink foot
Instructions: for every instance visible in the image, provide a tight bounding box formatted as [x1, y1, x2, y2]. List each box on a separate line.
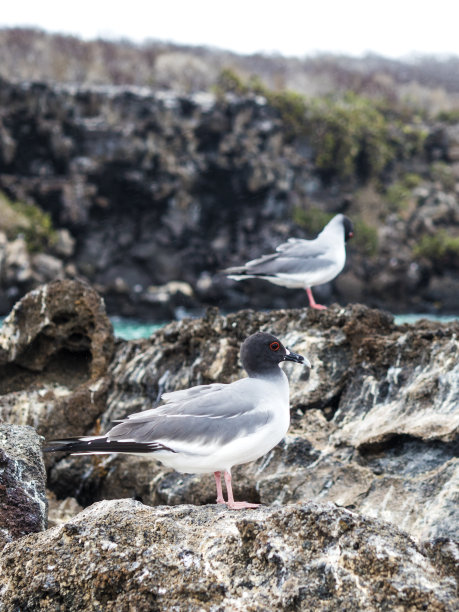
[310, 303, 327, 310]
[226, 501, 260, 510]
[214, 471, 226, 504]
[219, 470, 260, 510]
[306, 287, 327, 310]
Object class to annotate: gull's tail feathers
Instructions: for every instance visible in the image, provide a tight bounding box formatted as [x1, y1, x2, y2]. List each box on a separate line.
[44, 437, 174, 454]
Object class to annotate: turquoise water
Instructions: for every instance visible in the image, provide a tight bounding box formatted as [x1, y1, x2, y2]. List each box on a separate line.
[393, 314, 458, 325]
[0, 313, 457, 341]
[110, 316, 165, 340]
[113, 313, 457, 340]
[0, 315, 164, 341]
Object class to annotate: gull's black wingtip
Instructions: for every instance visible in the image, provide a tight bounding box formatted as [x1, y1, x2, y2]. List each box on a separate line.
[43, 438, 83, 453]
[43, 437, 176, 455]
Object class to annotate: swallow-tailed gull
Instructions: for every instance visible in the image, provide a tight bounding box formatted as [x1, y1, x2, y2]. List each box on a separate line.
[45, 332, 310, 510]
[225, 214, 354, 309]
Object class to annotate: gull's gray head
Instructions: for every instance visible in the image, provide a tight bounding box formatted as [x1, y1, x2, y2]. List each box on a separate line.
[240, 332, 310, 377]
[341, 215, 354, 242]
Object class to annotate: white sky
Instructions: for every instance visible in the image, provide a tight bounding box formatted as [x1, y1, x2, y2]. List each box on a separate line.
[1, 1, 458, 59]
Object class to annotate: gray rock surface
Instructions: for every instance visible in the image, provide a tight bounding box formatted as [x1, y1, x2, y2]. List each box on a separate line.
[0, 424, 47, 549]
[45, 302, 459, 541]
[0, 498, 457, 611]
[0, 282, 458, 609]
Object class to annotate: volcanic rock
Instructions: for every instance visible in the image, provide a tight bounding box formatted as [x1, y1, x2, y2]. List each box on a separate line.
[1, 79, 459, 318]
[0, 499, 457, 611]
[0, 424, 47, 550]
[0, 279, 114, 447]
[44, 301, 459, 541]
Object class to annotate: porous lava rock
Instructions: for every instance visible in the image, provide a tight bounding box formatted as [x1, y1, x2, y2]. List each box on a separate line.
[46, 302, 459, 541]
[0, 279, 114, 446]
[0, 499, 457, 611]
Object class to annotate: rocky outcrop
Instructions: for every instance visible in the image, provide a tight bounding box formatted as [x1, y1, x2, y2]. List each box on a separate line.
[39, 298, 458, 542]
[0, 280, 114, 447]
[0, 280, 457, 539]
[0, 281, 458, 608]
[0, 79, 458, 318]
[0, 424, 47, 549]
[0, 499, 457, 611]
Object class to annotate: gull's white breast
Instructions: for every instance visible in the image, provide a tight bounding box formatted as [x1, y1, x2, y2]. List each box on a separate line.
[153, 372, 291, 474]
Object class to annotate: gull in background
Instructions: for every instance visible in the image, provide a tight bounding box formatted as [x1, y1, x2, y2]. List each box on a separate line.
[45, 332, 310, 510]
[225, 214, 354, 310]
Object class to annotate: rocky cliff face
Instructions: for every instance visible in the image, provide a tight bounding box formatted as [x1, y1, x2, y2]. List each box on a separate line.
[0, 280, 458, 608]
[0, 79, 459, 319]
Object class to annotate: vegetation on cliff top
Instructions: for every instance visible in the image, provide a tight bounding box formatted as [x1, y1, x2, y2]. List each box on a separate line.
[0, 191, 57, 252]
[414, 230, 459, 267]
[217, 69, 428, 185]
[2, 27, 459, 111]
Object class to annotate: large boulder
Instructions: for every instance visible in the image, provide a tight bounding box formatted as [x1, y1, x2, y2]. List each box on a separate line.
[0, 279, 114, 447]
[0, 499, 456, 611]
[0, 424, 47, 549]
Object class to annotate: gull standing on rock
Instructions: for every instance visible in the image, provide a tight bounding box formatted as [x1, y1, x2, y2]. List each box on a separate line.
[45, 332, 310, 510]
[225, 214, 354, 309]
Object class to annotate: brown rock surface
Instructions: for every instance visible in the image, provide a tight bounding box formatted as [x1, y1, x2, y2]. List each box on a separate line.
[0, 279, 114, 445]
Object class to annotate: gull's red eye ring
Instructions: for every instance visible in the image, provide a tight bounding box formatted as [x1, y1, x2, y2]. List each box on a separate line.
[270, 341, 280, 351]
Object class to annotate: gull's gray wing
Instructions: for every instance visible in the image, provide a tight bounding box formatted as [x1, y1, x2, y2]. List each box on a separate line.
[107, 382, 271, 448]
[160, 384, 227, 405]
[234, 236, 333, 276]
[225, 238, 329, 276]
[274, 237, 325, 257]
[243, 251, 335, 276]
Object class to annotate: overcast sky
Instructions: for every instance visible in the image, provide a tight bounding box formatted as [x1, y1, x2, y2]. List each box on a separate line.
[1, 1, 458, 59]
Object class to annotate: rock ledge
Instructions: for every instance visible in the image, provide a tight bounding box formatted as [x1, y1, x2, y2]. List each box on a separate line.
[0, 498, 457, 611]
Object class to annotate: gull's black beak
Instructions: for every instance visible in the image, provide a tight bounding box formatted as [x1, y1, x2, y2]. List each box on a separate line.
[283, 348, 312, 368]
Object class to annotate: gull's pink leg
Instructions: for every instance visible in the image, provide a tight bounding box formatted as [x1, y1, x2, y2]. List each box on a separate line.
[214, 471, 225, 504]
[306, 287, 327, 310]
[224, 470, 260, 510]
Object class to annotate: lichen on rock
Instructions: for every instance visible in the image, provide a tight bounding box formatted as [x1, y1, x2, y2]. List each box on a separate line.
[0, 424, 47, 549]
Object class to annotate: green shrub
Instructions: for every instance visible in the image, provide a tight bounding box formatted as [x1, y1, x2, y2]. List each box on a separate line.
[303, 93, 395, 182]
[436, 108, 459, 124]
[430, 162, 456, 191]
[0, 191, 57, 252]
[385, 182, 412, 212]
[397, 124, 428, 158]
[353, 219, 379, 257]
[401, 173, 423, 189]
[265, 90, 308, 139]
[413, 230, 459, 265]
[292, 206, 333, 234]
[215, 67, 248, 96]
